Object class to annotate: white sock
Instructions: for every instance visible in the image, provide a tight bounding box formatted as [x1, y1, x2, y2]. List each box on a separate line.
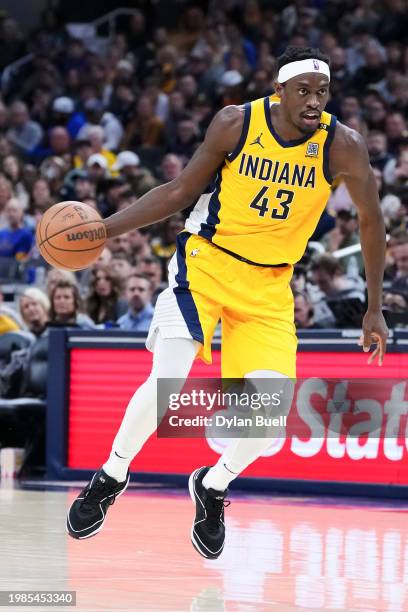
[102, 331, 198, 482]
[103, 450, 130, 482]
[202, 461, 238, 492]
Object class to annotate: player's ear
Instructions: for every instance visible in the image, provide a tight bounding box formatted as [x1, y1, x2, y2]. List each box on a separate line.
[274, 82, 284, 99]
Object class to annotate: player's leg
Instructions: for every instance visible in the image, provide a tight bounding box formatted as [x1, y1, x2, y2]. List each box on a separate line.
[189, 261, 297, 559]
[67, 233, 221, 540]
[66, 331, 199, 540]
[103, 331, 200, 482]
[202, 370, 294, 490]
[190, 370, 294, 559]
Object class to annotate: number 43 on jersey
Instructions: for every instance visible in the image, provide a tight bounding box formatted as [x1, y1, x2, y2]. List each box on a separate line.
[249, 187, 294, 220]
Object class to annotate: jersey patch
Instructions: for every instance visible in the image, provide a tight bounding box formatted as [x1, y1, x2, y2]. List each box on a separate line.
[306, 142, 319, 158]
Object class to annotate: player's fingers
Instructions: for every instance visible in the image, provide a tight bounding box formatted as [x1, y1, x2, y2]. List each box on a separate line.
[362, 329, 372, 352]
[378, 334, 387, 366]
[367, 345, 380, 365]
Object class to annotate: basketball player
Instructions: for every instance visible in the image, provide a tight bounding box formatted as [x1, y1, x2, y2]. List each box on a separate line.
[67, 47, 388, 558]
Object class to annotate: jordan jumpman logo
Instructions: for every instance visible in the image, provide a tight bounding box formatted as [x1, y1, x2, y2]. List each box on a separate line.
[249, 132, 264, 148]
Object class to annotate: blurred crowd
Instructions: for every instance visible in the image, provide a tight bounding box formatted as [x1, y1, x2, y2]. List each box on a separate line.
[0, 0, 407, 340]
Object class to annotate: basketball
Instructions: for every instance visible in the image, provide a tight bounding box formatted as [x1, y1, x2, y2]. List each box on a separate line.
[36, 201, 107, 271]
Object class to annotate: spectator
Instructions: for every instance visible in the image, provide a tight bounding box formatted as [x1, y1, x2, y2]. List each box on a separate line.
[364, 96, 387, 131]
[86, 154, 109, 185]
[160, 153, 183, 182]
[0, 18, 26, 70]
[351, 44, 386, 92]
[0, 198, 33, 260]
[138, 255, 165, 298]
[111, 151, 141, 181]
[322, 209, 364, 274]
[0, 287, 23, 334]
[294, 291, 324, 329]
[168, 117, 200, 163]
[311, 255, 365, 302]
[385, 112, 407, 154]
[151, 214, 184, 266]
[98, 177, 126, 217]
[1, 154, 29, 209]
[49, 280, 95, 329]
[73, 139, 93, 169]
[86, 265, 127, 325]
[127, 228, 152, 261]
[29, 178, 53, 213]
[51, 96, 85, 138]
[76, 98, 123, 151]
[367, 131, 393, 172]
[121, 95, 165, 150]
[19, 288, 50, 337]
[81, 125, 117, 172]
[388, 232, 408, 285]
[107, 233, 133, 257]
[110, 255, 134, 283]
[46, 268, 77, 297]
[45, 126, 72, 160]
[383, 284, 408, 316]
[0, 175, 13, 227]
[117, 273, 154, 332]
[339, 96, 361, 122]
[6, 101, 43, 155]
[310, 254, 366, 327]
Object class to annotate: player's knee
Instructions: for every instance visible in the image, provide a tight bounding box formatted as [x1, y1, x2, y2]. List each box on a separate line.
[243, 370, 294, 417]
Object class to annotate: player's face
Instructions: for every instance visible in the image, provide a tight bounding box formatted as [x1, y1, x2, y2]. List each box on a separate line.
[275, 73, 330, 135]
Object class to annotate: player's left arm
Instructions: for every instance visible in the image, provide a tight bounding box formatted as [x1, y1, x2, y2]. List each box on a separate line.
[330, 123, 389, 365]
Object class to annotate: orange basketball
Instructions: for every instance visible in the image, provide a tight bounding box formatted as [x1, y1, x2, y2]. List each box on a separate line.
[36, 201, 107, 271]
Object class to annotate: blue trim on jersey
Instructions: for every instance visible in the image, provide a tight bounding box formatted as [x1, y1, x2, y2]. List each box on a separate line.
[173, 232, 204, 344]
[198, 163, 224, 241]
[263, 96, 312, 148]
[227, 102, 251, 162]
[322, 114, 337, 184]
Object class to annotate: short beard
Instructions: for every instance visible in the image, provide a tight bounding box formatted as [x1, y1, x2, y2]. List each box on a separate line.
[297, 123, 317, 135]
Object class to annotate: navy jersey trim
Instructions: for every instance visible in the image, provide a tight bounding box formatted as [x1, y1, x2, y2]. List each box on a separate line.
[264, 97, 311, 148]
[173, 232, 204, 344]
[198, 163, 224, 241]
[322, 114, 337, 184]
[227, 102, 251, 162]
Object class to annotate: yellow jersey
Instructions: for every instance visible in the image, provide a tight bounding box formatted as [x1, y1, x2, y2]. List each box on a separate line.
[185, 96, 337, 265]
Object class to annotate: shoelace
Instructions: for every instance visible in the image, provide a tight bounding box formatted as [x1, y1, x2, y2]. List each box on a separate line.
[206, 497, 231, 532]
[80, 480, 118, 513]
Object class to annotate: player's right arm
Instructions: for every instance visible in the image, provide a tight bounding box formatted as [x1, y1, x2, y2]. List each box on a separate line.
[104, 106, 244, 238]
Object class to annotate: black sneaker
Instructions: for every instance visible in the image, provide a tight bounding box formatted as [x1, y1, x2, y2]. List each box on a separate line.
[66, 469, 129, 539]
[188, 466, 230, 559]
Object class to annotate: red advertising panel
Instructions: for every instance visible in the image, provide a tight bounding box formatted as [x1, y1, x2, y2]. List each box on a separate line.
[67, 348, 408, 485]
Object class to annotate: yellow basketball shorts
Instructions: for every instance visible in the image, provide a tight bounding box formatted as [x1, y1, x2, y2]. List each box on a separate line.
[146, 232, 297, 378]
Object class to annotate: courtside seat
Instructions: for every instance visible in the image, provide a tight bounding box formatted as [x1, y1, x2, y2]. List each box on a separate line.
[0, 335, 48, 474]
[0, 330, 34, 366]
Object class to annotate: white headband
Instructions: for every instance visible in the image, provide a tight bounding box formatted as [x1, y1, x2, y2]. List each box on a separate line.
[277, 59, 330, 83]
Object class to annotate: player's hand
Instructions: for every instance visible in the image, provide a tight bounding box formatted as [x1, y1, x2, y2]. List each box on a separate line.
[358, 310, 389, 366]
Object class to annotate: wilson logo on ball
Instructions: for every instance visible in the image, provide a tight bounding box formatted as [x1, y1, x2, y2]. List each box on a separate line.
[66, 228, 105, 242]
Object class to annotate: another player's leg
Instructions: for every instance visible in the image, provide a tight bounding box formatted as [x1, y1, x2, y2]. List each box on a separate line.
[189, 371, 294, 559]
[66, 332, 198, 539]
